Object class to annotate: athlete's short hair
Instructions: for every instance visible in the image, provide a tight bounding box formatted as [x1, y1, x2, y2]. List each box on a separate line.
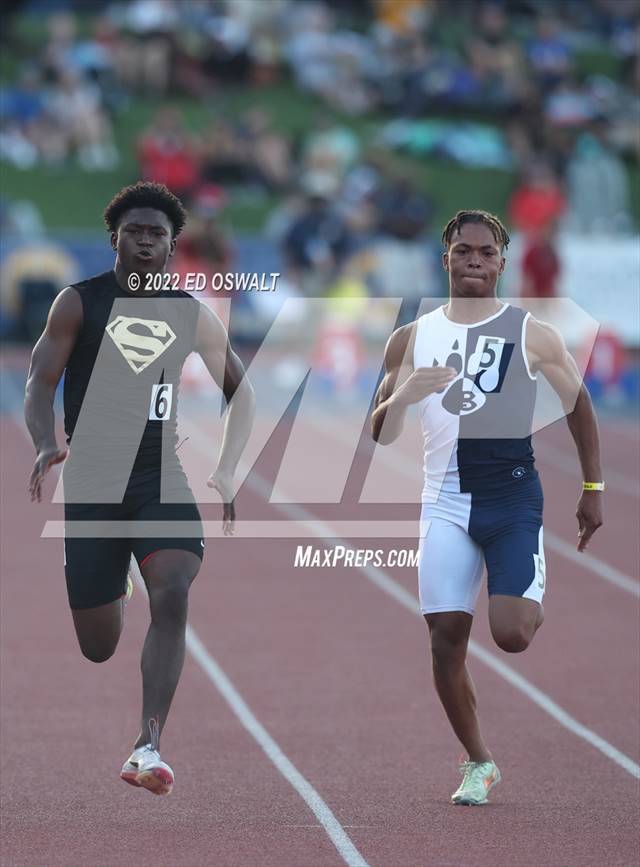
[442, 210, 510, 250]
[104, 181, 187, 238]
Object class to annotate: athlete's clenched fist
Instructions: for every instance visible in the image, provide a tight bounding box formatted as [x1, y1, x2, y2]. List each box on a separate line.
[394, 366, 457, 406]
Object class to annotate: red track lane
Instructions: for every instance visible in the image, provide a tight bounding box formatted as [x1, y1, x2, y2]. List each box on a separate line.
[0, 421, 347, 867]
[534, 422, 639, 575]
[537, 417, 640, 486]
[2, 408, 639, 867]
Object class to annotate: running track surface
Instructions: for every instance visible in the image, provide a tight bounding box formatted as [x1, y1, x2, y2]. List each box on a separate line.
[1, 357, 639, 867]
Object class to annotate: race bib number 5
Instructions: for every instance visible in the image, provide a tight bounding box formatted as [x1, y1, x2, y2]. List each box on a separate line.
[149, 383, 173, 420]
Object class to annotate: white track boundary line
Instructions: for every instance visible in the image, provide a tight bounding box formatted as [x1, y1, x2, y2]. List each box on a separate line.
[10, 414, 369, 867]
[318, 418, 640, 598]
[128, 571, 369, 867]
[183, 425, 640, 781]
[182, 625, 368, 867]
[537, 530, 640, 596]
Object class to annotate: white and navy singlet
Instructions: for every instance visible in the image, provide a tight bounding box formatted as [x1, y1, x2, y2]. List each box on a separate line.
[414, 303, 546, 615]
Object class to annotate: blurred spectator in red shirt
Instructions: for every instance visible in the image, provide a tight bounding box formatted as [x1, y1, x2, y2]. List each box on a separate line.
[521, 221, 561, 299]
[171, 184, 232, 299]
[137, 106, 199, 199]
[508, 161, 566, 235]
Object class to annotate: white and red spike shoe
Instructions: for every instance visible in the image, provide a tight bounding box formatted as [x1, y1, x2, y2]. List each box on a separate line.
[451, 759, 501, 805]
[120, 745, 174, 795]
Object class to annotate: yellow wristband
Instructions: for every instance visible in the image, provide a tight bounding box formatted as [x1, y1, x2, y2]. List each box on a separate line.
[583, 482, 605, 491]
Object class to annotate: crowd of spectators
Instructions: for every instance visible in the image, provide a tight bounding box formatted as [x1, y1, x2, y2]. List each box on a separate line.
[132, 97, 439, 306]
[3, 1, 636, 166]
[1, 11, 120, 169]
[1, 0, 637, 316]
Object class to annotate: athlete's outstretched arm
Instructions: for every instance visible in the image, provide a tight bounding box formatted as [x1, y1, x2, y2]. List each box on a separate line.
[527, 318, 603, 552]
[371, 323, 455, 445]
[195, 302, 255, 535]
[24, 288, 82, 502]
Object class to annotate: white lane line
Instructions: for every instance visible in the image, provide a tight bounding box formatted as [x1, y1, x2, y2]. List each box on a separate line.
[469, 641, 640, 779]
[10, 414, 369, 867]
[539, 530, 639, 596]
[320, 418, 640, 598]
[182, 627, 369, 867]
[184, 424, 640, 782]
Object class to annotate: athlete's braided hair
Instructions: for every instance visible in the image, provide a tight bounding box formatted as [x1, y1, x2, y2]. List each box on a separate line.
[104, 181, 187, 238]
[441, 210, 510, 250]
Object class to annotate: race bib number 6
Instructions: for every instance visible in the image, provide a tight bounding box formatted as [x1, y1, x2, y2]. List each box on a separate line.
[149, 383, 173, 420]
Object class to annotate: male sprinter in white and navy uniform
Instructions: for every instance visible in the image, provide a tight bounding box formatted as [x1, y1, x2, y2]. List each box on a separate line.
[372, 210, 604, 805]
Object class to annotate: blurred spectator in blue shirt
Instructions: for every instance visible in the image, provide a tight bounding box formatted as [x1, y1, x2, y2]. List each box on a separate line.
[526, 16, 573, 91]
[283, 173, 353, 294]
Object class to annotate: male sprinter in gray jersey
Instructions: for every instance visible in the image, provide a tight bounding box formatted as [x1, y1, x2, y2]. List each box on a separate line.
[25, 182, 255, 795]
[371, 210, 603, 805]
